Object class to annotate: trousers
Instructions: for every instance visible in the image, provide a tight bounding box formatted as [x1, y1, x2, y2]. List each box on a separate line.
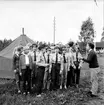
[67, 66, 75, 87]
[15, 71, 21, 91]
[74, 67, 80, 85]
[31, 63, 37, 87]
[51, 63, 60, 90]
[90, 67, 100, 95]
[60, 63, 68, 87]
[35, 66, 45, 94]
[21, 66, 31, 93]
[43, 67, 49, 90]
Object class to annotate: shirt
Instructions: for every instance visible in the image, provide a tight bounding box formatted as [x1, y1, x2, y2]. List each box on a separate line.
[50, 53, 62, 64]
[29, 51, 38, 62]
[25, 54, 29, 65]
[73, 51, 83, 67]
[67, 51, 75, 68]
[36, 52, 46, 63]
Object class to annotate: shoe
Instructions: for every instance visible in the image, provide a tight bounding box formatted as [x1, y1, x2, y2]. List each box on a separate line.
[36, 94, 41, 97]
[27, 92, 30, 95]
[60, 86, 62, 90]
[90, 94, 98, 98]
[76, 84, 79, 88]
[23, 92, 26, 95]
[64, 85, 67, 89]
[18, 90, 21, 94]
[87, 91, 92, 95]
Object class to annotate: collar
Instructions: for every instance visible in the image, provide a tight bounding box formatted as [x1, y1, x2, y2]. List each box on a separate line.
[16, 53, 19, 56]
[89, 49, 92, 52]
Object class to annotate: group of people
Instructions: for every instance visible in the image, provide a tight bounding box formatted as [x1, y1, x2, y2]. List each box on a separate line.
[13, 41, 100, 98]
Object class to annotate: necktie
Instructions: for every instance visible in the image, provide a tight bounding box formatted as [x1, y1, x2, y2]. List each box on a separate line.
[63, 54, 66, 63]
[76, 51, 79, 67]
[76, 51, 78, 62]
[56, 53, 58, 64]
[47, 54, 50, 63]
[43, 53, 46, 63]
[34, 51, 36, 61]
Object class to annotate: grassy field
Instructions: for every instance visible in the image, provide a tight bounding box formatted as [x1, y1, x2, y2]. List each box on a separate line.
[0, 55, 104, 105]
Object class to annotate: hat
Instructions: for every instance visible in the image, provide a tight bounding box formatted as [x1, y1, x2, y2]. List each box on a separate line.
[54, 45, 60, 49]
[47, 47, 51, 51]
[17, 47, 22, 52]
[38, 44, 46, 50]
[32, 43, 38, 48]
[68, 41, 74, 47]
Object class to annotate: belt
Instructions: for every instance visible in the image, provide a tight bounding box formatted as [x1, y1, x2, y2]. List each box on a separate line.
[26, 64, 29, 66]
[52, 63, 60, 65]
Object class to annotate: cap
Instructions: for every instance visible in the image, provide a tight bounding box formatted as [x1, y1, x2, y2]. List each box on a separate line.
[47, 47, 51, 51]
[38, 44, 46, 50]
[68, 41, 74, 47]
[54, 45, 60, 49]
[32, 43, 38, 47]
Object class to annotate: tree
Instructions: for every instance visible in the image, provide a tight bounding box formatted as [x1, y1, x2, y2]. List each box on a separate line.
[0, 39, 12, 51]
[101, 27, 104, 37]
[101, 27, 104, 42]
[79, 17, 95, 43]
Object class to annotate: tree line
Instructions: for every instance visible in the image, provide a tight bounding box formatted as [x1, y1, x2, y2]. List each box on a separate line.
[0, 39, 12, 51]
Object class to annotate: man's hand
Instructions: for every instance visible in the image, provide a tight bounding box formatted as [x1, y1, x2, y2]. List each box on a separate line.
[49, 69, 51, 74]
[78, 66, 81, 69]
[73, 66, 76, 69]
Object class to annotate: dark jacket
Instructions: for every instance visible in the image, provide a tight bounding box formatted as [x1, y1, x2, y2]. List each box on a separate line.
[13, 54, 20, 70]
[83, 50, 99, 68]
[19, 54, 33, 72]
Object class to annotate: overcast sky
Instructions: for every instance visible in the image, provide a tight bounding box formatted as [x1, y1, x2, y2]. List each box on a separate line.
[0, 0, 103, 44]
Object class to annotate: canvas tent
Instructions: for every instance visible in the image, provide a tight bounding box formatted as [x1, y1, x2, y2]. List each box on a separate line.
[0, 34, 35, 79]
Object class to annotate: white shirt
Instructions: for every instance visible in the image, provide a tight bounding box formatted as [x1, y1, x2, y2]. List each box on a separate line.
[89, 49, 92, 53]
[50, 53, 62, 63]
[25, 54, 29, 65]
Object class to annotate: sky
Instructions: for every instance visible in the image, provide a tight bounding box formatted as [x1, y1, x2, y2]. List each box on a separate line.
[0, 0, 103, 44]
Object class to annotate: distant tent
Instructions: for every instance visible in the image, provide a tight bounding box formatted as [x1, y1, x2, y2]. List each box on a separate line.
[96, 42, 104, 50]
[0, 29, 35, 79]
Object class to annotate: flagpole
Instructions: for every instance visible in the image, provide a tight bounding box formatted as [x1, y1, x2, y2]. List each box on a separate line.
[53, 17, 56, 44]
[22, 28, 24, 35]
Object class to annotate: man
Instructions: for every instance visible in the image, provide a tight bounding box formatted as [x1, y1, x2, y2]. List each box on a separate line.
[82, 42, 100, 97]
[30, 43, 38, 88]
[19, 46, 33, 95]
[35, 45, 49, 97]
[73, 43, 83, 88]
[67, 41, 76, 87]
[50, 45, 62, 90]
[60, 47, 68, 89]
[43, 47, 51, 90]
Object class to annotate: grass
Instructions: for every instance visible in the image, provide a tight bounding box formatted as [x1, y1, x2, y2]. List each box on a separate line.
[0, 78, 91, 105]
[0, 55, 104, 105]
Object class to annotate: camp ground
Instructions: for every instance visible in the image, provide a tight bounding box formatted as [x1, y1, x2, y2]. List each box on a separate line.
[0, 33, 35, 79]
